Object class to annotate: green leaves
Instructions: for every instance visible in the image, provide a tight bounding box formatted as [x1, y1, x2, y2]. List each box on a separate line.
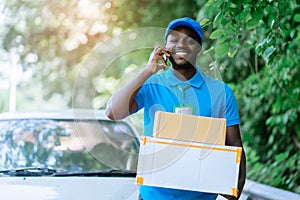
[230, 38, 239, 46]
[293, 14, 300, 22]
[263, 46, 276, 60]
[215, 42, 229, 58]
[200, 18, 210, 27]
[246, 18, 259, 29]
[245, 6, 264, 30]
[251, 7, 264, 21]
[202, 0, 300, 194]
[209, 29, 224, 39]
[236, 9, 249, 21]
[209, 27, 240, 58]
[213, 12, 222, 28]
[228, 48, 238, 58]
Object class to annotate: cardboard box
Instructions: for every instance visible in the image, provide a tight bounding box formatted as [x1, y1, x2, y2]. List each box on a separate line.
[136, 136, 242, 197]
[153, 111, 226, 145]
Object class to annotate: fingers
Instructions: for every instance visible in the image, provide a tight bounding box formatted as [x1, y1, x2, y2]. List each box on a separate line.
[162, 49, 170, 57]
[154, 46, 170, 57]
[153, 46, 170, 66]
[146, 46, 171, 74]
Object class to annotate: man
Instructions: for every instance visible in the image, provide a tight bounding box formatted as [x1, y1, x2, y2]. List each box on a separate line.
[106, 17, 246, 200]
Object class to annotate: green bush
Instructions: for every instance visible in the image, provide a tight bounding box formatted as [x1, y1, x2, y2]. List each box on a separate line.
[197, 0, 300, 193]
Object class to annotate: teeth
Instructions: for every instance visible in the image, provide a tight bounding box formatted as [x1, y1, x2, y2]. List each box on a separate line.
[175, 52, 188, 56]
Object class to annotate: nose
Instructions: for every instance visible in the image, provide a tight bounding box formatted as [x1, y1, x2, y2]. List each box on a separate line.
[176, 38, 187, 48]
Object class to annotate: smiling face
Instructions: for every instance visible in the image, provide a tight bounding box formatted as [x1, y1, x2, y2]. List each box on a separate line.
[165, 26, 202, 68]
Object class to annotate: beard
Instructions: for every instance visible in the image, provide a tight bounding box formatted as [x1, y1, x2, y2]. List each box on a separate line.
[169, 55, 196, 70]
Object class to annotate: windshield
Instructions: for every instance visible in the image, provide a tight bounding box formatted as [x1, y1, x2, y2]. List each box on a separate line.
[0, 119, 139, 174]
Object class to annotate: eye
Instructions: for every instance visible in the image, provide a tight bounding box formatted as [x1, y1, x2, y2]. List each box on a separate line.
[185, 38, 197, 45]
[167, 34, 179, 43]
[168, 37, 178, 43]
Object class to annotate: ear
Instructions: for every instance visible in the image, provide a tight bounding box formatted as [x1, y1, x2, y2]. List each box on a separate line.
[196, 44, 202, 54]
[165, 33, 171, 46]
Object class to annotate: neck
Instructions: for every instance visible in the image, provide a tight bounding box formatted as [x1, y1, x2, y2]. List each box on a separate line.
[172, 63, 197, 81]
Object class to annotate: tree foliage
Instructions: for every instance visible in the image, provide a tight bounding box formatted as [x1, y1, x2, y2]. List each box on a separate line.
[1, 0, 113, 108]
[197, 0, 300, 193]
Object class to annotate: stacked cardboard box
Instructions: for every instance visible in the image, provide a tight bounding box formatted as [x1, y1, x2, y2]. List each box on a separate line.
[153, 111, 226, 145]
[136, 111, 242, 197]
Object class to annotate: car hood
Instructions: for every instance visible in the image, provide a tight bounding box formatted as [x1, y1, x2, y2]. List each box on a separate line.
[0, 177, 139, 200]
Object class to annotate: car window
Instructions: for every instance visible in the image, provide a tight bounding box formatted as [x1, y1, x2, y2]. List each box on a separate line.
[0, 119, 139, 173]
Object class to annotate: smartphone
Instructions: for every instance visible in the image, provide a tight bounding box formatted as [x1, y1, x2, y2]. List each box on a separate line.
[162, 54, 170, 69]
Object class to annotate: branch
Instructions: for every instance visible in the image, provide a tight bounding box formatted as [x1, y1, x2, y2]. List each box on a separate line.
[291, 129, 300, 149]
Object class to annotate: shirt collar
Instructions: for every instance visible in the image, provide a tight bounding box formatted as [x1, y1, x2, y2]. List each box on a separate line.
[166, 66, 204, 88]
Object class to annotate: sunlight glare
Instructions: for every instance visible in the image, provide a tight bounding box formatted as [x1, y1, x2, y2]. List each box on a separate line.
[77, 0, 102, 19]
[90, 21, 108, 35]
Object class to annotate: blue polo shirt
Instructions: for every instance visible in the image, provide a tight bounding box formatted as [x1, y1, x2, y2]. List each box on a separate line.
[134, 66, 240, 200]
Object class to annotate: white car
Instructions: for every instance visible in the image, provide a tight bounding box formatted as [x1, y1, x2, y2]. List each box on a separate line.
[0, 109, 140, 200]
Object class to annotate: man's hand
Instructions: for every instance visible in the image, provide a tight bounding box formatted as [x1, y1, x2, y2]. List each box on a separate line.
[146, 46, 170, 74]
[105, 45, 170, 120]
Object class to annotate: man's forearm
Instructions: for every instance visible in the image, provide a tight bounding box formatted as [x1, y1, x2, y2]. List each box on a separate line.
[238, 149, 246, 199]
[106, 46, 169, 120]
[223, 125, 246, 199]
[105, 68, 153, 120]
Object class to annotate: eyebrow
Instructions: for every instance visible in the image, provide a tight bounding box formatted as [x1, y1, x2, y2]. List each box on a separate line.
[167, 32, 198, 42]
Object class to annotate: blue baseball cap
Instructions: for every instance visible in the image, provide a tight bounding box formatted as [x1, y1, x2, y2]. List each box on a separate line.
[164, 17, 204, 45]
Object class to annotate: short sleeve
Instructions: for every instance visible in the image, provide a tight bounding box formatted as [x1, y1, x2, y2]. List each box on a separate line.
[132, 84, 146, 113]
[225, 84, 240, 127]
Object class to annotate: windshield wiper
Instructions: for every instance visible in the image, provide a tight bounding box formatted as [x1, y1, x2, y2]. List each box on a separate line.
[0, 168, 136, 177]
[0, 167, 60, 177]
[51, 169, 136, 177]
